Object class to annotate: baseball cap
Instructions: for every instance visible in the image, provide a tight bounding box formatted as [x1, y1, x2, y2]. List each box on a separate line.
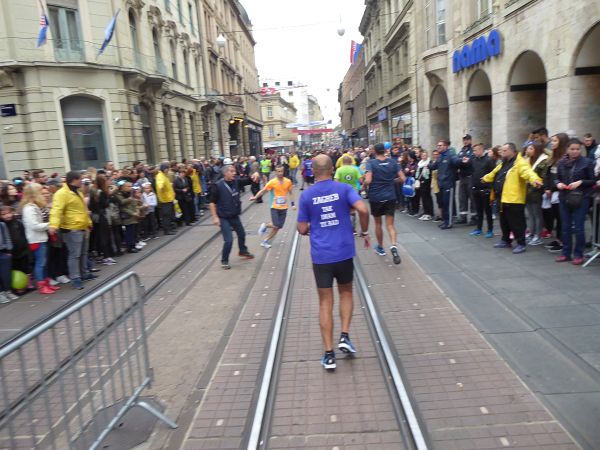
[463, 134, 472, 140]
[223, 157, 233, 165]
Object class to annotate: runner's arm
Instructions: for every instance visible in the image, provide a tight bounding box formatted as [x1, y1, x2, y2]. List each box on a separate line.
[297, 221, 309, 235]
[363, 171, 372, 186]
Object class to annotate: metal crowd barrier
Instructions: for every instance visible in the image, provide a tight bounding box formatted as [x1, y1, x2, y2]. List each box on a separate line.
[0, 272, 177, 450]
[584, 193, 600, 267]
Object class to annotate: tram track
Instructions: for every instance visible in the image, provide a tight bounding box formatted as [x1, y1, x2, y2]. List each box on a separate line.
[244, 232, 428, 450]
[0, 194, 255, 350]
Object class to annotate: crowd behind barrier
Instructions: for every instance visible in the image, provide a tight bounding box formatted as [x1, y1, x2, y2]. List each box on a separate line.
[0, 128, 598, 302]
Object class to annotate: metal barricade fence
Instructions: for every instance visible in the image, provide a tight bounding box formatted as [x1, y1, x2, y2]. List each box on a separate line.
[584, 193, 600, 267]
[0, 272, 177, 450]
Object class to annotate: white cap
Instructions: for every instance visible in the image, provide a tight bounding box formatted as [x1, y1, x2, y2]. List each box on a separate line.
[223, 158, 233, 165]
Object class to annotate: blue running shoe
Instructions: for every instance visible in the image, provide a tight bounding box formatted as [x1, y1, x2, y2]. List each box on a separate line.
[338, 334, 357, 354]
[469, 229, 482, 236]
[320, 352, 336, 370]
[485, 230, 494, 239]
[374, 245, 386, 256]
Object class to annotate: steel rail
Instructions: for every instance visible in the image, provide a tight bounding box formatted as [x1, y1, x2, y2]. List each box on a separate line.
[246, 231, 300, 450]
[0, 193, 254, 349]
[354, 260, 429, 450]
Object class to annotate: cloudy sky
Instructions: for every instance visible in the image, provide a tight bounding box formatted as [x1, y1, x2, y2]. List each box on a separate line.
[241, 0, 366, 127]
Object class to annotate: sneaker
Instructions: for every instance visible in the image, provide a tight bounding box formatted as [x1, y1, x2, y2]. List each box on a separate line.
[439, 224, 453, 230]
[485, 230, 494, 239]
[71, 278, 84, 290]
[239, 251, 255, 259]
[141, 237, 151, 242]
[572, 257, 584, 266]
[432, 216, 442, 223]
[105, 257, 117, 264]
[545, 240, 560, 248]
[221, 261, 231, 270]
[153, 235, 160, 239]
[422, 215, 432, 221]
[494, 241, 511, 249]
[135, 243, 144, 250]
[338, 334, 357, 354]
[374, 245, 386, 256]
[138, 241, 147, 247]
[555, 255, 571, 263]
[101, 258, 116, 265]
[548, 243, 563, 253]
[127, 248, 139, 253]
[390, 246, 401, 265]
[48, 278, 60, 286]
[6, 291, 19, 301]
[258, 222, 268, 235]
[540, 230, 552, 239]
[512, 244, 527, 254]
[470, 229, 483, 236]
[56, 275, 71, 284]
[320, 351, 336, 370]
[260, 240, 272, 249]
[82, 273, 98, 281]
[528, 236, 543, 246]
[0, 292, 9, 304]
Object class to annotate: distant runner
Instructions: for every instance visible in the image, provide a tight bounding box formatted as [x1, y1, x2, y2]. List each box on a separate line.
[334, 155, 362, 234]
[251, 165, 295, 248]
[297, 155, 370, 370]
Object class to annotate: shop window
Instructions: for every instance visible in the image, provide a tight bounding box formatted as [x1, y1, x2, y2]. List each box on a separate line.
[61, 96, 108, 170]
[48, 3, 84, 61]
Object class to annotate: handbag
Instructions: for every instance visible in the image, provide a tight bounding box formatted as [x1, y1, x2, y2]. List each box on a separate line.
[565, 190, 583, 210]
[402, 177, 416, 198]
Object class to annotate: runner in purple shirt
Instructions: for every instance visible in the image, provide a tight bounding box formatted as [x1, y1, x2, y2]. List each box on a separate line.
[297, 154, 370, 370]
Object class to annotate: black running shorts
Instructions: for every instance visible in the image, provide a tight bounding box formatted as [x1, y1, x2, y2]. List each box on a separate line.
[270, 208, 287, 229]
[312, 258, 354, 289]
[370, 200, 396, 217]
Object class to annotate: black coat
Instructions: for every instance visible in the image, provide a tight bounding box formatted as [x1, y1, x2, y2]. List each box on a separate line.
[174, 176, 194, 203]
[555, 157, 596, 199]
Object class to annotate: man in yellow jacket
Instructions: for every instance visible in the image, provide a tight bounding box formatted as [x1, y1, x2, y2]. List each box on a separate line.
[288, 151, 300, 185]
[49, 171, 94, 289]
[156, 162, 176, 235]
[482, 143, 543, 254]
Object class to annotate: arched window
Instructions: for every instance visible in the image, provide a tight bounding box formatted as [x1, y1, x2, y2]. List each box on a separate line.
[170, 40, 178, 80]
[183, 50, 190, 85]
[152, 28, 164, 74]
[129, 10, 140, 67]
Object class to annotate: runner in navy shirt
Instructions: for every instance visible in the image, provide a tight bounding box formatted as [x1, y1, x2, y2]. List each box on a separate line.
[297, 155, 370, 370]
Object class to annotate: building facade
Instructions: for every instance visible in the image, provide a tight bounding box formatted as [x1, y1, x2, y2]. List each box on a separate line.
[198, 0, 262, 157]
[260, 93, 297, 152]
[360, 0, 417, 145]
[0, 0, 262, 177]
[338, 46, 367, 148]
[414, 0, 600, 150]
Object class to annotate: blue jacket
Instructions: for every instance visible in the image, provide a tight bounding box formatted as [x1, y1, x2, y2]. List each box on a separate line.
[431, 148, 460, 190]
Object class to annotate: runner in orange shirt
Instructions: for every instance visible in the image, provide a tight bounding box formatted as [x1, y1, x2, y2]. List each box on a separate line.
[250, 164, 295, 248]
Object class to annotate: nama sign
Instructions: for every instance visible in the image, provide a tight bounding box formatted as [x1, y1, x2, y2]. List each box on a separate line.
[452, 29, 501, 74]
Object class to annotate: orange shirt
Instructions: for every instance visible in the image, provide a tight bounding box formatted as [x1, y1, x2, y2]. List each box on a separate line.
[265, 177, 293, 210]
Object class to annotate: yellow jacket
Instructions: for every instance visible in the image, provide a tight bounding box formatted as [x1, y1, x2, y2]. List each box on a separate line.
[49, 185, 92, 230]
[191, 170, 202, 194]
[156, 171, 175, 203]
[482, 153, 542, 204]
[336, 154, 356, 168]
[289, 154, 300, 169]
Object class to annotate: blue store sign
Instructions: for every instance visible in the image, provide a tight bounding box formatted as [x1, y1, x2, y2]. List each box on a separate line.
[452, 29, 502, 74]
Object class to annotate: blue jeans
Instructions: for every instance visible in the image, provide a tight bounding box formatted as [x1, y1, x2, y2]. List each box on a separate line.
[32, 242, 47, 282]
[560, 197, 590, 258]
[289, 168, 298, 185]
[441, 187, 454, 226]
[220, 216, 247, 263]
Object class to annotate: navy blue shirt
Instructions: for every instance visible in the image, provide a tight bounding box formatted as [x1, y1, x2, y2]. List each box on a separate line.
[365, 157, 400, 202]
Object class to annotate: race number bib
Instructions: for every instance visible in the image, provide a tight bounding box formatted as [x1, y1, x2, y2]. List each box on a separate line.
[275, 196, 287, 205]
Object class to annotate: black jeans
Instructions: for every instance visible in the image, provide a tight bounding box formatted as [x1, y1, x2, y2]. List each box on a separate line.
[500, 203, 526, 246]
[158, 202, 175, 234]
[219, 216, 248, 263]
[472, 188, 493, 231]
[419, 182, 433, 216]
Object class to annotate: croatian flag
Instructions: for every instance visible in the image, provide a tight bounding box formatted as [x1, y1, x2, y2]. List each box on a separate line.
[98, 9, 120, 56]
[350, 40, 362, 64]
[37, 13, 49, 47]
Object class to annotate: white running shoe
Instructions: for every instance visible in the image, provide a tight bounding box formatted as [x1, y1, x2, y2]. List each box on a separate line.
[261, 240, 272, 249]
[258, 223, 268, 235]
[56, 275, 71, 284]
[48, 278, 60, 286]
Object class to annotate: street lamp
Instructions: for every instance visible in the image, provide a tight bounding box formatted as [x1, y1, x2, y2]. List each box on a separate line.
[216, 34, 227, 48]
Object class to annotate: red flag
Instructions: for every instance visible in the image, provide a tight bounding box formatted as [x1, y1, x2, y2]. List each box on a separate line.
[350, 40, 357, 64]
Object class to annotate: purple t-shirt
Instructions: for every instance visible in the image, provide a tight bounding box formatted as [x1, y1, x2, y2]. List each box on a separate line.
[303, 160, 314, 177]
[298, 179, 362, 264]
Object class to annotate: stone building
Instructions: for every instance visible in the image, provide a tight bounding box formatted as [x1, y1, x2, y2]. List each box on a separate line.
[359, 0, 417, 145]
[260, 93, 297, 152]
[414, 0, 600, 149]
[0, 0, 261, 177]
[338, 45, 367, 148]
